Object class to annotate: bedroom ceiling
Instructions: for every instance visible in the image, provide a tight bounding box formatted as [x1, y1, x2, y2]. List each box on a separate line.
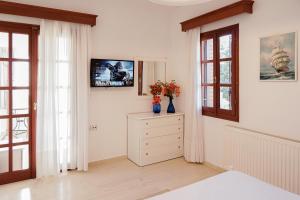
[148, 0, 213, 6]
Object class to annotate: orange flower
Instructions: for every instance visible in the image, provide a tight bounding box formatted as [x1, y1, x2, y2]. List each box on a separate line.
[175, 86, 180, 97]
[150, 81, 180, 100]
[161, 87, 166, 96]
[152, 95, 161, 105]
[162, 80, 180, 98]
[150, 82, 163, 96]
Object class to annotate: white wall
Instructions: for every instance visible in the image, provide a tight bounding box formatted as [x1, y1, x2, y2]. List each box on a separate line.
[168, 0, 300, 167]
[2, 0, 299, 166]
[0, 0, 171, 162]
[87, 0, 171, 162]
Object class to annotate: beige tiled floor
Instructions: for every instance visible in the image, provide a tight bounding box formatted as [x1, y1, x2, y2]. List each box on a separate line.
[0, 157, 220, 200]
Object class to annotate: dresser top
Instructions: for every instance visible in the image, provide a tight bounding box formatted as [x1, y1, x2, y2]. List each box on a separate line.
[128, 112, 184, 120]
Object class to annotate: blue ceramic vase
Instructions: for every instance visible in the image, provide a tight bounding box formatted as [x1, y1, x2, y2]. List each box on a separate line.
[153, 104, 161, 114]
[167, 96, 175, 113]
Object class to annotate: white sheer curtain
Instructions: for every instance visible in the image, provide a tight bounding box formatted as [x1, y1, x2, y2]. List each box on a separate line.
[184, 27, 204, 163]
[37, 20, 91, 177]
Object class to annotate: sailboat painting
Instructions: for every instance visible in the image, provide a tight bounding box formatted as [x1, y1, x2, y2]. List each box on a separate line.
[260, 32, 297, 81]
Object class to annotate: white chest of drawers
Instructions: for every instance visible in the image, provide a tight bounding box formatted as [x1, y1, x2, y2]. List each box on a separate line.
[127, 112, 184, 166]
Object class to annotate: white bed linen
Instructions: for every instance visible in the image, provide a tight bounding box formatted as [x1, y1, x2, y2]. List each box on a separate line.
[147, 171, 300, 200]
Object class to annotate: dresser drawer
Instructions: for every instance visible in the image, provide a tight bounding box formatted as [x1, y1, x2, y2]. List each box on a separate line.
[141, 142, 183, 165]
[128, 112, 184, 167]
[143, 115, 183, 128]
[142, 124, 183, 138]
[142, 134, 183, 149]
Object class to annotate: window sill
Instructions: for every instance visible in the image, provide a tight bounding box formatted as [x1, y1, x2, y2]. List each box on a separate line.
[202, 111, 239, 122]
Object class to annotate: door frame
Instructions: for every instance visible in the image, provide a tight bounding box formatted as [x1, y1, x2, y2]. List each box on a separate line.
[0, 21, 39, 184]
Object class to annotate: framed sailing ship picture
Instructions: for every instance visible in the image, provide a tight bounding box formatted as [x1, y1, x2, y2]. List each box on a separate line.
[260, 32, 297, 81]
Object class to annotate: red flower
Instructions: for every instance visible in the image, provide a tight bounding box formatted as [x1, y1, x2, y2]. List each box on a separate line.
[149, 81, 163, 96]
[175, 86, 180, 97]
[161, 87, 166, 96]
[162, 80, 180, 98]
[150, 80, 180, 103]
[152, 95, 161, 105]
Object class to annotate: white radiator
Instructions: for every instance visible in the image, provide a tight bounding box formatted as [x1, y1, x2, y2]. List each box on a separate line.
[224, 125, 300, 195]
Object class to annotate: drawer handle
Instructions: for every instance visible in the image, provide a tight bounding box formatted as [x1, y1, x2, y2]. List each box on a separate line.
[178, 118, 181, 121]
[146, 122, 149, 125]
[145, 132, 149, 136]
[178, 128, 181, 131]
[145, 143, 149, 146]
[178, 146, 181, 149]
[145, 153, 149, 156]
[177, 137, 181, 139]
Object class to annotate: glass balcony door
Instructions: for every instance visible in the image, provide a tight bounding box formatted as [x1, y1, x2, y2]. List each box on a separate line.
[0, 21, 38, 185]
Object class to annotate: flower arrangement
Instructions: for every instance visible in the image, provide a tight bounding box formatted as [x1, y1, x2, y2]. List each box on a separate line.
[149, 81, 163, 97]
[161, 80, 180, 99]
[150, 80, 181, 113]
[150, 82, 163, 113]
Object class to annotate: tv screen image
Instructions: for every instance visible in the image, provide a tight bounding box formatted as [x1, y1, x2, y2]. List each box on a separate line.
[90, 59, 134, 87]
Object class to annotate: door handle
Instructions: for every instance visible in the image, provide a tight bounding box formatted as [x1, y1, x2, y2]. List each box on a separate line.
[33, 102, 37, 111]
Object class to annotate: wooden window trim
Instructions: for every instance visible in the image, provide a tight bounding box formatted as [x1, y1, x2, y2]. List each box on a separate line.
[0, 1, 97, 26]
[201, 24, 239, 122]
[180, 0, 254, 32]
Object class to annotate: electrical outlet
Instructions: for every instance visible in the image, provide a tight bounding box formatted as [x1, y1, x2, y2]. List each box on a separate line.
[89, 124, 98, 131]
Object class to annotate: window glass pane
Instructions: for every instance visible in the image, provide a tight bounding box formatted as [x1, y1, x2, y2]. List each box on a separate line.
[202, 86, 214, 108]
[13, 33, 29, 59]
[0, 32, 8, 58]
[0, 62, 9, 87]
[202, 63, 214, 84]
[13, 117, 29, 143]
[13, 62, 29, 87]
[220, 61, 232, 84]
[220, 87, 232, 110]
[0, 119, 9, 145]
[13, 145, 29, 171]
[202, 39, 213, 60]
[13, 89, 29, 115]
[219, 34, 232, 59]
[0, 147, 9, 173]
[0, 90, 9, 116]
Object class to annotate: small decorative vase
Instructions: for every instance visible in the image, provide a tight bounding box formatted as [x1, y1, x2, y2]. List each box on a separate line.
[153, 103, 161, 114]
[167, 96, 175, 113]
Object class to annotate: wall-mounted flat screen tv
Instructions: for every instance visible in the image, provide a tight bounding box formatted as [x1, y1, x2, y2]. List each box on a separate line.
[90, 59, 134, 87]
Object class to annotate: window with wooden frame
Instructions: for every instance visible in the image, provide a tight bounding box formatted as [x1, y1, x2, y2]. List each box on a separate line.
[200, 24, 239, 122]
